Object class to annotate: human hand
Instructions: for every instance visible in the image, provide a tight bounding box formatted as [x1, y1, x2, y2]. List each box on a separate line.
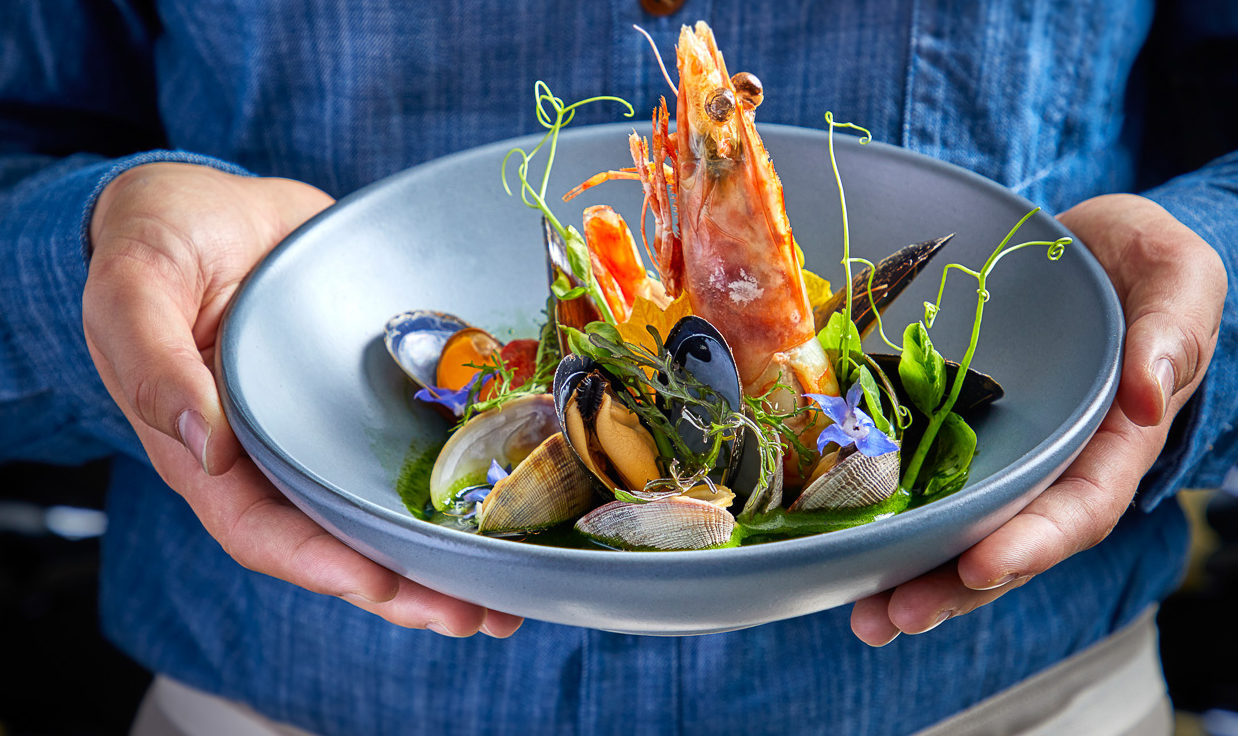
[84, 162, 523, 637]
[850, 193, 1226, 646]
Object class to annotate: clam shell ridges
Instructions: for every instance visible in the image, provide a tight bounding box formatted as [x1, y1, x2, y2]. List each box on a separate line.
[792, 450, 900, 511]
[477, 433, 595, 533]
[576, 498, 735, 551]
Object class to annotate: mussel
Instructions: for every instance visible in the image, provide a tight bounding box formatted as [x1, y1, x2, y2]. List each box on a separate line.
[813, 234, 953, 336]
[383, 310, 471, 389]
[867, 353, 1004, 413]
[555, 357, 663, 495]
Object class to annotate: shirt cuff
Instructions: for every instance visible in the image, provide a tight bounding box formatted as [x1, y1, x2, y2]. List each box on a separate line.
[0, 150, 252, 464]
[1135, 151, 1238, 510]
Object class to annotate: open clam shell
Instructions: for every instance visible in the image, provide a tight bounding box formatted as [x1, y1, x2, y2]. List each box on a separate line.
[428, 394, 559, 512]
[383, 310, 471, 388]
[789, 445, 900, 511]
[575, 497, 737, 551]
[476, 432, 596, 533]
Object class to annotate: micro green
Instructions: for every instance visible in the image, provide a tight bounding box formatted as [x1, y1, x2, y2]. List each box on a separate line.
[899, 209, 1070, 491]
[502, 81, 634, 325]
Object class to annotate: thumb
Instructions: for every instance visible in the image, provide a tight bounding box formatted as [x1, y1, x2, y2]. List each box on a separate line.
[1058, 194, 1226, 427]
[84, 254, 243, 475]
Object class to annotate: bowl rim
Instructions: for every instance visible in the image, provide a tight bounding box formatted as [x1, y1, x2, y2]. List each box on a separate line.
[217, 122, 1123, 569]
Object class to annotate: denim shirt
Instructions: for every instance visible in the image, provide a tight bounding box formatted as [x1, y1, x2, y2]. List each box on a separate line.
[2, 2, 1236, 734]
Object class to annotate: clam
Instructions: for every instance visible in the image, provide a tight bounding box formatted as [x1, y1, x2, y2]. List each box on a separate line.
[476, 432, 596, 533]
[575, 497, 737, 551]
[428, 394, 559, 512]
[813, 234, 953, 336]
[789, 444, 900, 511]
[383, 310, 471, 388]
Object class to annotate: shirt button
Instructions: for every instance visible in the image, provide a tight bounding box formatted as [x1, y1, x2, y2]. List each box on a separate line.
[640, 0, 685, 16]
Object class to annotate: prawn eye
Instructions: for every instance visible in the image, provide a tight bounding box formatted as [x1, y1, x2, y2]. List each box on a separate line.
[705, 87, 736, 123]
[731, 72, 764, 108]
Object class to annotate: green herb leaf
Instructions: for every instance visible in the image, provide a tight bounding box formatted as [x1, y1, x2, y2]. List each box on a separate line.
[899, 322, 946, 415]
[922, 412, 976, 497]
[561, 326, 599, 359]
[856, 366, 890, 435]
[818, 311, 862, 384]
[583, 320, 624, 346]
[551, 273, 587, 301]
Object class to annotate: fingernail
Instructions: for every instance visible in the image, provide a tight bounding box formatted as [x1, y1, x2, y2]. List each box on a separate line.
[341, 592, 383, 607]
[176, 410, 211, 474]
[1154, 358, 1176, 411]
[975, 573, 1019, 591]
[426, 620, 463, 638]
[874, 630, 901, 647]
[920, 610, 953, 634]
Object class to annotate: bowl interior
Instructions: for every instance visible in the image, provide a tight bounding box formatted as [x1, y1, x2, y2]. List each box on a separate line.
[219, 124, 1120, 631]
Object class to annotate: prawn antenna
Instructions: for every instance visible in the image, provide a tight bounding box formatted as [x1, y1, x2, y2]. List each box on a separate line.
[633, 25, 677, 95]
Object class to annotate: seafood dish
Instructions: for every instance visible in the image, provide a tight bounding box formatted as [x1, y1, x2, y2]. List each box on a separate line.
[382, 21, 1067, 551]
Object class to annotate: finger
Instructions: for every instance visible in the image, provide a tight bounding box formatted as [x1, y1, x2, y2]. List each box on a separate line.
[480, 610, 525, 638]
[850, 590, 900, 646]
[341, 578, 493, 636]
[956, 402, 1163, 592]
[1059, 196, 1225, 427]
[885, 563, 1033, 634]
[84, 251, 242, 475]
[121, 408, 499, 634]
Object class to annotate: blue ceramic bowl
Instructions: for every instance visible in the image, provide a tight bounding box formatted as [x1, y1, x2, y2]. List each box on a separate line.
[217, 124, 1121, 635]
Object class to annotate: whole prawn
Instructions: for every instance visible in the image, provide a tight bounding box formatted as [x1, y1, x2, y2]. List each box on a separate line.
[567, 22, 840, 482]
[657, 22, 837, 407]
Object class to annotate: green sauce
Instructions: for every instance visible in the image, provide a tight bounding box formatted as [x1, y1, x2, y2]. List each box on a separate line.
[394, 439, 445, 520]
[737, 489, 912, 545]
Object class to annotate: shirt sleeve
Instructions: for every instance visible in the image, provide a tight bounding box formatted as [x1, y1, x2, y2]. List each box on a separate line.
[0, 4, 249, 465]
[1135, 149, 1238, 509]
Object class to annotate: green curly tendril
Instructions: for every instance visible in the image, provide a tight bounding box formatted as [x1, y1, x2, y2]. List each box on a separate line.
[501, 81, 635, 324]
[899, 208, 1072, 490]
[823, 111, 873, 383]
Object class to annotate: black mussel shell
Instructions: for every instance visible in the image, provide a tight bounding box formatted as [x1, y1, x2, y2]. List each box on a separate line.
[383, 310, 472, 388]
[867, 353, 1004, 413]
[662, 316, 745, 484]
[552, 353, 596, 425]
[663, 316, 743, 413]
[813, 234, 953, 336]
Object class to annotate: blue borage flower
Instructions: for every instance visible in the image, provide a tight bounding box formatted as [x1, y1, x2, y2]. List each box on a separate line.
[414, 375, 487, 416]
[806, 383, 898, 457]
[487, 459, 510, 486]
